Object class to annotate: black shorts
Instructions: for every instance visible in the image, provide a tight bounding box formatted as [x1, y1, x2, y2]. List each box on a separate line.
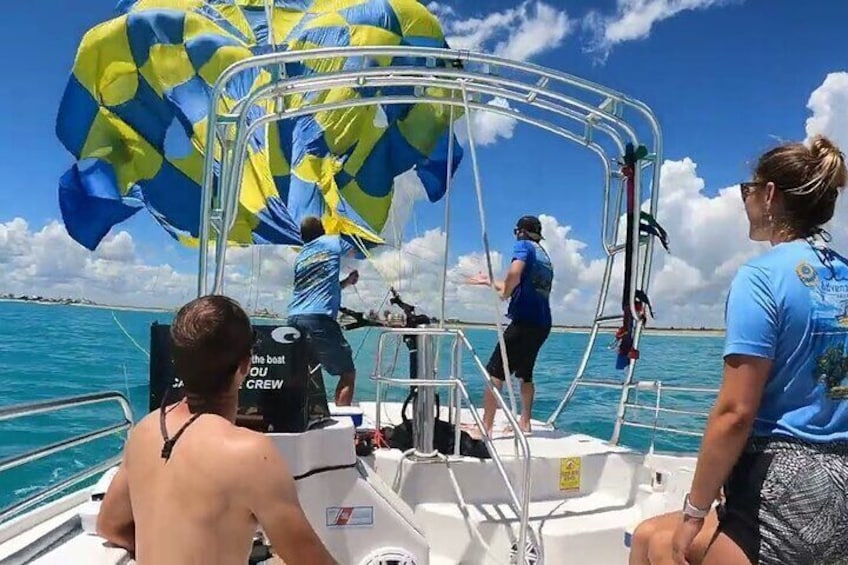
[485, 322, 550, 384]
[717, 436, 848, 565]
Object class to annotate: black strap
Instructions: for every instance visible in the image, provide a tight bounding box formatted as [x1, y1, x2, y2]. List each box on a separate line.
[159, 390, 204, 461]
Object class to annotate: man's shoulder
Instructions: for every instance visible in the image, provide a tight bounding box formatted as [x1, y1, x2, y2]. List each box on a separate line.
[512, 239, 535, 256]
[318, 234, 340, 244]
[130, 410, 273, 453]
[224, 426, 283, 460]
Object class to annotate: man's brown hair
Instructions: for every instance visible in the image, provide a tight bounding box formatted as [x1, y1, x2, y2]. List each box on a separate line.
[300, 216, 325, 243]
[170, 295, 253, 398]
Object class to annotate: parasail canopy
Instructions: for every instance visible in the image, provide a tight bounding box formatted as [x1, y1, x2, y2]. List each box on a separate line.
[56, 0, 464, 252]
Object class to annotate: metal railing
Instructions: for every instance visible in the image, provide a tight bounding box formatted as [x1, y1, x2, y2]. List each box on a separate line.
[0, 392, 133, 524]
[372, 326, 532, 565]
[190, 43, 666, 564]
[195, 46, 662, 323]
[552, 375, 719, 447]
[619, 381, 718, 446]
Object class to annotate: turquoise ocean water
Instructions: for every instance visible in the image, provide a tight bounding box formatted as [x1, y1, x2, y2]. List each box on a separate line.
[0, 301, 724, 512]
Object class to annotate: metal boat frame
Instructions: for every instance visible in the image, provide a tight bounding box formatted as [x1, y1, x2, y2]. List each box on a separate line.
[0, 45, 721, 564]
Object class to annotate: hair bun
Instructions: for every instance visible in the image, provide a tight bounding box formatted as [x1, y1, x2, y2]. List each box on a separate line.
[810, 134, 843, 161]
[809, 134, 847, 193]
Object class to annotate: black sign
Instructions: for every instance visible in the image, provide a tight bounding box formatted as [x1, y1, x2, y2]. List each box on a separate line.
[149, 323, 330, 433]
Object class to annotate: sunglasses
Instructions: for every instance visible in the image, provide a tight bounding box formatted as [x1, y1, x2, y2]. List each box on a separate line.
[740, 181, 764, 201]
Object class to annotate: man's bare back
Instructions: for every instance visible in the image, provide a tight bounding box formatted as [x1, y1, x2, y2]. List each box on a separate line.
[98, 401, 336, 565]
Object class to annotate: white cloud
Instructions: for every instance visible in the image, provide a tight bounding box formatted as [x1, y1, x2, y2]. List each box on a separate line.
[803, 72, 848, 245]
[0, 219, 195, 306]
[426, 2, 455, 18]
[492, 3, 572, 62]
[583, 0, 732, 61]
[436, 2, 571, 147]
[805, 72, 848, 150]
[456, 96, 518, 147]
[5, 74, 848, 329]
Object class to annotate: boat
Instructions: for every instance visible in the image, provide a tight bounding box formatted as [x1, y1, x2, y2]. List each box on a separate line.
[0, 43, 718, 565]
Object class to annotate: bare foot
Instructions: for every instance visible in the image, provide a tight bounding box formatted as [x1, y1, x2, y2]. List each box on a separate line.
[519, 420, 531, 434]
[466, 425, 491, 440]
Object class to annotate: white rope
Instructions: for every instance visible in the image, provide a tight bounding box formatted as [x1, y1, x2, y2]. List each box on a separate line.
[253, 246, 264, 311]
[350, 287, 392, 362]
[439, 106, 456, 328]
[246, 247, 257, 311]
[458, 82, 517, 417]
[388, 183, 404, 292]
[112, 311, 150, 359]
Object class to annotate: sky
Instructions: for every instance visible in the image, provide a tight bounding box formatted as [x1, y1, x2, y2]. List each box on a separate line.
[2, 0, 848, 328]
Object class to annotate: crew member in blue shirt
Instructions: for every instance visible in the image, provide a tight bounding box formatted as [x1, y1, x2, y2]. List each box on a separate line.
[631, 135, 848, 565]
[287, 216, 359, 406]
[469, 215, 554, 435]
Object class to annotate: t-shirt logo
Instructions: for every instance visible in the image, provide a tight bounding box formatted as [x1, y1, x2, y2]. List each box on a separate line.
[816, 346, 848, 400]
[807, 259, 848, 400]
[796, 261, 818, 287]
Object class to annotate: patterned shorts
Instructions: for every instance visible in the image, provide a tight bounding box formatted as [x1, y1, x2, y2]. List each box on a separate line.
[718, 436, 848, 565]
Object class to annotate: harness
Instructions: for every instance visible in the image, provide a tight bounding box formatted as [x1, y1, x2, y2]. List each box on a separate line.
[614, 143, 669, 370]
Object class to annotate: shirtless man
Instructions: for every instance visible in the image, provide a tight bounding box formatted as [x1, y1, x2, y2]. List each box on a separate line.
[96, 295, 336, 565]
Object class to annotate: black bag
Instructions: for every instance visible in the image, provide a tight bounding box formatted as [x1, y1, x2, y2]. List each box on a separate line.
[382, 391, 490, 459]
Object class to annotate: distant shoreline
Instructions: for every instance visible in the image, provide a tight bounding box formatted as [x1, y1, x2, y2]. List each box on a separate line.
[445, 322, 724, 337]
[0, 296, 725, 336]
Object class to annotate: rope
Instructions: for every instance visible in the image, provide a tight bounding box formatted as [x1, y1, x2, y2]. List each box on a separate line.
[458, 82, 517, 417]
[121, 364, 134, 411]
[350, 234, 396, 287]
[350, 287, 392, 362]
[246, 247, 257, 311]
[253, 246, 264, 311]
[112, 311, 150, 359]
[439, 105, 456, 328]
[388, 183, 404, 292]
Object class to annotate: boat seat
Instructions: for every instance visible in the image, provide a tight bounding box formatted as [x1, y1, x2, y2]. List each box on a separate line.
[622, 455, 699, 549]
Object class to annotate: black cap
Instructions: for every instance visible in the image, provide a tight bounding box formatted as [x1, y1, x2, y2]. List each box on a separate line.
[515, 215, 543, 239]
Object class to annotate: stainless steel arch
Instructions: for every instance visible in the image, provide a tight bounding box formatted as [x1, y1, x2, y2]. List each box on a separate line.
[197, 45, 662, 296]
[214, 90, 617, 293]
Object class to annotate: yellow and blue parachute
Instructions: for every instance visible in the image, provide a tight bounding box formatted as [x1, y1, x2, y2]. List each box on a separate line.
[56, 0, 463, 251]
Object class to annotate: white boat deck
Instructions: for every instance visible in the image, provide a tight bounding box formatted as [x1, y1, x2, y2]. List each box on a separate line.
[0, 401, 699, 564]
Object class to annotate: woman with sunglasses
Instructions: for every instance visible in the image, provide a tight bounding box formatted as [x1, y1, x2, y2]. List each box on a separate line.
[631, 135, 848, 565]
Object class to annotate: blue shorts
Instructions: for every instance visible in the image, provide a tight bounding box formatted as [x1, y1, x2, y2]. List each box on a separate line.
[287, 314, 355, 377]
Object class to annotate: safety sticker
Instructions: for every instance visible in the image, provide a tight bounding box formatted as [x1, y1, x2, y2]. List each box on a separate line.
[325, 506, 374, 528]
[559, 457, 581, 492]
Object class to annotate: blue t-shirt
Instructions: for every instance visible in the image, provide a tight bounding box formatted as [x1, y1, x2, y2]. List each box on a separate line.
[287, 235, 354, 318]
[506, 239, 553, 327]
[724, 239, 848, 443]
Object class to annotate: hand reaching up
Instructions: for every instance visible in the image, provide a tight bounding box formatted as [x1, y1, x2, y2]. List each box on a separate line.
[464, 272, 491, 286]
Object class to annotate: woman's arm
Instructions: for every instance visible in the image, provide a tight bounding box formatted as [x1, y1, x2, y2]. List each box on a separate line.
[689, 264, 777, 507]
[687, 354, 771, 509]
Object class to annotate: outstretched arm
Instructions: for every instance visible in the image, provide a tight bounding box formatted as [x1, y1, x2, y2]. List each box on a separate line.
[466, 260, 525, 300]
[499, 260, 525, 299]
[96, 463, 135, 555]
[341, 270, 359, 289]
[245, 436, 337, 565]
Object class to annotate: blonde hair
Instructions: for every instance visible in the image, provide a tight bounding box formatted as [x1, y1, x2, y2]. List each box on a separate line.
[755, 134, 847, 237]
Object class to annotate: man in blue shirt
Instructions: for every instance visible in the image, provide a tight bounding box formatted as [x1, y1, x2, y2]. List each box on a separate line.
[287, 216, 359, 406]
[469, 216, 554, 435]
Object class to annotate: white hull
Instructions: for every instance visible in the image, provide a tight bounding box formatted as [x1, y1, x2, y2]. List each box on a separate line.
[0, 402, 697, 565]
